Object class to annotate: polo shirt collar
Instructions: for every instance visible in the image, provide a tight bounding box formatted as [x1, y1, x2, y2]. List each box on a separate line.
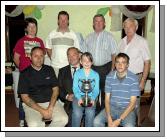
[57, 28, 70, 33]
[123, 33, 137, 44]
[31, 64, 43, 71]
[114, 70, 128, 79]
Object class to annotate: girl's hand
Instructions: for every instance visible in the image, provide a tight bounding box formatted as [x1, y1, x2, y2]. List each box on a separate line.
[78, 99, 83, 106]
[90, 100, 95, 106]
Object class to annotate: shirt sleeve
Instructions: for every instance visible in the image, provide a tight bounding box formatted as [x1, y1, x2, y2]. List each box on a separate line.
[141, 39, 151, 61]
[39, 39, 45, 49]
[75, 32, 84, 50]
[49, 66, 59, 88]
[18, 71, 29, 94]
[130, 76, 140, 96]
[73, 71, 82, 100]
[58, 68, 67, 102]
[45, 32, 53, 49]
[118, 38, 125, 53]
[74, 36, 80, 50]
[109, 34, 117, 55]
[91, 73, 100, 100]
[81, 36, 89, 53]
[105, 75, 112, 94]
[13, 38, 24, 55]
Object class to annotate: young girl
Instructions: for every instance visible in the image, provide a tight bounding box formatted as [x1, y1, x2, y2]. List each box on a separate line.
[72, 52, 99, 127]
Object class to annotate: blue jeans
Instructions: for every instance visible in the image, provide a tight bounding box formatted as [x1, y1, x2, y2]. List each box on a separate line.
[94, 107, 136, 127]
[19, 101, 25, 120]
[72, 98, 96, 127]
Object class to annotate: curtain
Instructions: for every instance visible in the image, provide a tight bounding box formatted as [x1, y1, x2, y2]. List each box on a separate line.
[110, 5, 154, 32]
[5, 5, 24, 17]
[119, 5, 153, 19]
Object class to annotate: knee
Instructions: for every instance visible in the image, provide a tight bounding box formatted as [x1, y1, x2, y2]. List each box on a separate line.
[27, 122, 44, 127]
[93, 116, 102, 127]
[122, 120, 136, 127]
[123, 123, 136, 127]
[62, 114, 68, 126]
[72, 111, 82, 119]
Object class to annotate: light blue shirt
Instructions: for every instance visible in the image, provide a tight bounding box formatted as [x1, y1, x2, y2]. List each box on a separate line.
[83, 30, 117, 66]
[73, 68, 100, 101]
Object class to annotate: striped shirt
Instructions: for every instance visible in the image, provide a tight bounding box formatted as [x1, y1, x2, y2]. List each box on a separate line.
[105, 70, 140, 109]
[46, 29, 80, 69]
[83, 30, 117, 66]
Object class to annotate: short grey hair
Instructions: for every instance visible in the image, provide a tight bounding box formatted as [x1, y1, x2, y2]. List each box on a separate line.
[123, 18, 138, 31]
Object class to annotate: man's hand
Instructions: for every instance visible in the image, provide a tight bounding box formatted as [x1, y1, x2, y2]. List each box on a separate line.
[107, 115, 113, 127]
[90, 100, 95, 106]
[66, 93, 74, 101]
[140, 78, 146, 91]
[110, 119, 121, 127]
[40, 108, 52, 120]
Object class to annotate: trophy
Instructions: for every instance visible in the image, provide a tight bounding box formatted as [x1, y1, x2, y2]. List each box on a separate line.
[78, 79, 95, 107]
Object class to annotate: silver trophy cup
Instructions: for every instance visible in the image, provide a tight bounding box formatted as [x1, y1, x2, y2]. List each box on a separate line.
[78, 79, 95, 107]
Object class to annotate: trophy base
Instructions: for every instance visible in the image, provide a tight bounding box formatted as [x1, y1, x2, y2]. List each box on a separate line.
[42, 118, 52, 122]
[81, 103, 92, 107]
[81, 99, 92, 107]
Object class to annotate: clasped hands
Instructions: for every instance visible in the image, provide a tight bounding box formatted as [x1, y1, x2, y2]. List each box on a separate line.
[107, 117, 121, 127]
[40, 107, 53, 121]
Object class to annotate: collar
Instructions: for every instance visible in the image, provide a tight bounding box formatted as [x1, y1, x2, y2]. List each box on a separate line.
[57, 28, 70, 33]
[114, 70, 128, 79]
[94, 30, 104, 35]
[70, 65, 80, 70]
[31, 64, 43, 71]
[124, 33, 137, 44]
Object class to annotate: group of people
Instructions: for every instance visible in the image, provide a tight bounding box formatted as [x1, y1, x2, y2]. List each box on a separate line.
[13, 10, 151, 127]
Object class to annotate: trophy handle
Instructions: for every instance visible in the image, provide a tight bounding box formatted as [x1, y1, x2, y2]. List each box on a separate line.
[78, 79, 84, 92]
[88, 79, 95, 92]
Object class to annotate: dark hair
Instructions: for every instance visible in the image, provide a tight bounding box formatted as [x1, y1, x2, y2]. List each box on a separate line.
[24, 17, 37, 34]
[93, 14, 105, 22]
[25, 17, 37, 28]
[81, 52, 93, 62]
[58, 11, 69, 20]
[31, 47, 45, 56]
[67, 47, 80, 55]
[93, 14, 105, 30]
[115, 53, 130, 64]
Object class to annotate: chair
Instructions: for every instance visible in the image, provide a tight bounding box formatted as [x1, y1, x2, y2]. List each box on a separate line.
[141, 97, 155, 127]
[136, 96, 141, 126]
[12, 68, 20, 108]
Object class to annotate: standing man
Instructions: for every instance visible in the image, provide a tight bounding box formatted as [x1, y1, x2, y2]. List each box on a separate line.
[119, 18, 151, 126]
[83, 14, 117, 110]
[119, 18, 151, 91]
[18, 47, 68, 127]
[58, 47, 81, 126]
[46, 11, 81, 77]
[94, 53, 140, 127]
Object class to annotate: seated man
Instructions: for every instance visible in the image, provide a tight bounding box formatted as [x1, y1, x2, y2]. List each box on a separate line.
[94, 53, 140, 127]
[18, 47, 68, 127]
[58, 47, 81, 127]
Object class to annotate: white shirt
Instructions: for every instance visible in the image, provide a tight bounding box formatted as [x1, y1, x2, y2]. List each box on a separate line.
[119, 33, 151, 74]
[46, 29, 80, 69]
